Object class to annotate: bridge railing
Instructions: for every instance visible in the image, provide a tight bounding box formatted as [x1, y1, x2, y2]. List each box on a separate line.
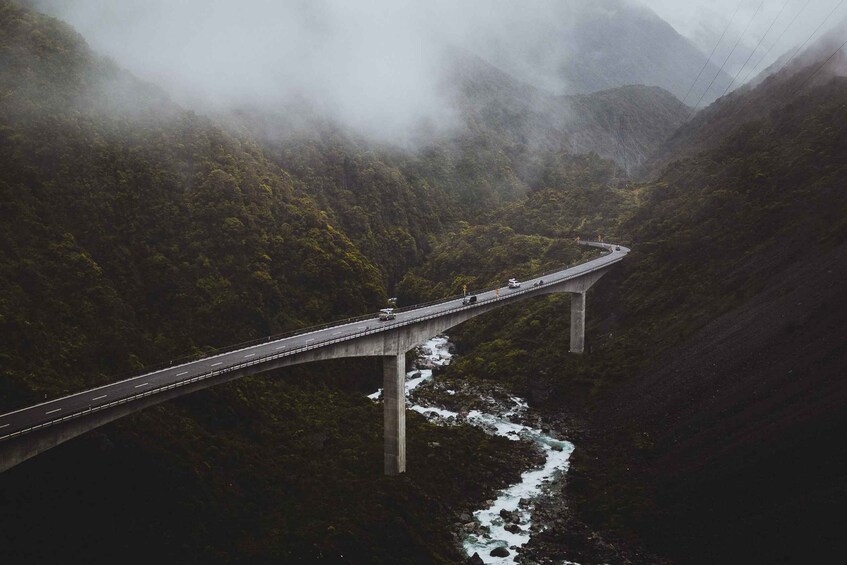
[1, 241, 625, 442]
[99, 243, 613, 384]
[27, 242, 618, 397]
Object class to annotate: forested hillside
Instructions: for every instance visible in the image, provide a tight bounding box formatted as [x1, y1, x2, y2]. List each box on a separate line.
[0, 3, 535, 562]
[0, 2, 388, 407]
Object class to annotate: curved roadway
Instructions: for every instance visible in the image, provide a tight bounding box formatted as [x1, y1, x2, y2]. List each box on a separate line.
[0, 242, 628, 443]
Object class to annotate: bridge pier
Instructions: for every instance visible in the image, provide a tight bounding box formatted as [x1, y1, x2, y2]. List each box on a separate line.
[570, 292, 586, 354]
[383, 354, 406, 475]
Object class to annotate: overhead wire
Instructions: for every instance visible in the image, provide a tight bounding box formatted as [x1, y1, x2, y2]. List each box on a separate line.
[680, 1, 847, 147]
[777, 0, 846, 73]
[680, 0, 745, 106]
[688, 0, 767, 118]
[690, 4, 847, 137]
[792, 33, 847, 94]
[722, 0, 793, 96]
[740, 0, 814, 85]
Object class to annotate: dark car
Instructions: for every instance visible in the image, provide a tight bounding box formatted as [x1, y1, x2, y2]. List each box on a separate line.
[462, 295, 477, 305]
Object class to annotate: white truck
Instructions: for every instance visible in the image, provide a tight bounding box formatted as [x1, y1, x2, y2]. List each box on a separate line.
[378, 308, 396, 321]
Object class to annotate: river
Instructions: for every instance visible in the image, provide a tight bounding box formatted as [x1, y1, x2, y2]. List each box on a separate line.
[369, 335, 577, 564]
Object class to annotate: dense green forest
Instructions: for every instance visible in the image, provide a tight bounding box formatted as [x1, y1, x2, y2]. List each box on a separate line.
[3, 0, 847, 562]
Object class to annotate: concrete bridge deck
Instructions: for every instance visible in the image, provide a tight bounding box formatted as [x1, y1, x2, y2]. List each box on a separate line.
[0, 241, 629, 473]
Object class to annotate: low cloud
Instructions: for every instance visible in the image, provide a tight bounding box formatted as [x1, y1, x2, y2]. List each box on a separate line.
[30, 0, 585, 143]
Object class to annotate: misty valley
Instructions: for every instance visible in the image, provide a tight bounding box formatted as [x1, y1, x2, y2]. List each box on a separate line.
[2, 1, 847, 563]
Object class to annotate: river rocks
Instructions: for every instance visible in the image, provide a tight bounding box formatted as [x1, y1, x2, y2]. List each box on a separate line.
[505, 523, 523, 534]
[499, 508, 520, 523]
[490, 546, 510, 557]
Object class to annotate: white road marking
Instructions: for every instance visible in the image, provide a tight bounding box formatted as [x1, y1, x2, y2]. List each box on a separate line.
[276, 346, 286, 350]
[177, 371, 188, 376]
[211, 362, 222, 367]
[45, 408, 61, 415]
[332, 332, 341, 336]
[92, 394, 108, 401]
[0, 423, 9, 429]
[134, 383, 149, 388]
[358, 326, 366, 329]
[305, 339, 314, 343]
[244, 353, 255, 358]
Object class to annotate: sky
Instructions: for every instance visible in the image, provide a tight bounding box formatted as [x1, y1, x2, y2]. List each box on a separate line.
[28, 0, 847, 140]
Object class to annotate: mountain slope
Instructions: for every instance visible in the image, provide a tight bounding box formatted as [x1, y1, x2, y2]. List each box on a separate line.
[564, 51, 847, 562]
[445, 49, 691, 175]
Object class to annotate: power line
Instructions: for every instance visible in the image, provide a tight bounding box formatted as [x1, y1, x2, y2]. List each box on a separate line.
[722, 0, 792, 96]
[680, 0, 745, 106]
[792, 33, 847, 95]
[740, 0, 814, 86]
[777, 0, 846, 73]
[688, 0, 767, 118]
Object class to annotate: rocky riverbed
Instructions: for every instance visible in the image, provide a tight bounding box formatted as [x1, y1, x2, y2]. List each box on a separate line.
[393, 337, 581, 563]
[368, 335, 655, 564]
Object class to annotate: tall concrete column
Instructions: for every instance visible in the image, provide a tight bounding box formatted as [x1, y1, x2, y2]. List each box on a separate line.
[383, 354, 406, 475]
[570, 292, 586, 354]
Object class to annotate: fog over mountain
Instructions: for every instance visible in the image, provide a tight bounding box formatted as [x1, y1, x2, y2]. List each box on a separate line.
[24, 0, 729, 143]
[643, 0, 847, 71]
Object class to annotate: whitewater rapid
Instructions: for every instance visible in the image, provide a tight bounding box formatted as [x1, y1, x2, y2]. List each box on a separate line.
[368, 335, 576, 563]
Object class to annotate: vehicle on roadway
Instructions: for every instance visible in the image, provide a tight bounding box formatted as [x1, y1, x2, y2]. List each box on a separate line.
[508, 278, 521, 289]
[462, 295, 477, 305]
[378, 308, 396, 321]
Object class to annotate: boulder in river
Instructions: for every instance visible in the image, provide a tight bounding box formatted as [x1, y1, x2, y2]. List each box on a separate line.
[499, 508, 521, 523]
[490, 546, 510, 557]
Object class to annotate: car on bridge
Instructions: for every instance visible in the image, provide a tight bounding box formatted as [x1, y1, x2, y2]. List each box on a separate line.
[378, 308, 396, 321]
[508, 278, 521, 289]
[462, 295, 477, 305]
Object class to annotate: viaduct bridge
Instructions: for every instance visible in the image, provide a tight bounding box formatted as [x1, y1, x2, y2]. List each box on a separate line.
[0, 242, 629, 474]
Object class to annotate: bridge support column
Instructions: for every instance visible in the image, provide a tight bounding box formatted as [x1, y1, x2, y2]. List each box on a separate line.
[383, 354, 406, 475]
[570, 292, 586, 354]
